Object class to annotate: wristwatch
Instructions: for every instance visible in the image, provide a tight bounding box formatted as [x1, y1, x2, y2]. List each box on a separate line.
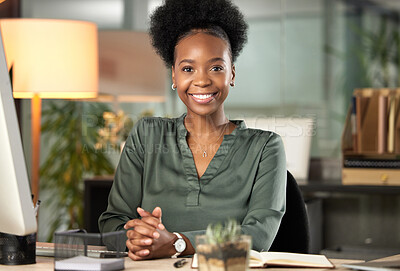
[171, 232, 186, 258]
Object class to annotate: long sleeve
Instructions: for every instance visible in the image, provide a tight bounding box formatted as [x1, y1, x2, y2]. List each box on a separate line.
[98, 120, 145, 233]
[240, 133, 287, 251]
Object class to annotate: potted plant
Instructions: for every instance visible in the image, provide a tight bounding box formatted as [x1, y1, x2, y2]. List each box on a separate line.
[196, 219, 251, 271]
[39, 100, 116, 241]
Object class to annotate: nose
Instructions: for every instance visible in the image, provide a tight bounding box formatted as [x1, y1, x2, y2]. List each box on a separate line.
[193, 70, 211, 87]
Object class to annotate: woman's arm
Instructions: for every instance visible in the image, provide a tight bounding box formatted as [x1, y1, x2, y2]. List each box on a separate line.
[240, 132, 287, 251]
[98, 120, 145, 235]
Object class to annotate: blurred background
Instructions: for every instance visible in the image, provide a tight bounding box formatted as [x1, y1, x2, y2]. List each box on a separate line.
[1, 0, 400, 260]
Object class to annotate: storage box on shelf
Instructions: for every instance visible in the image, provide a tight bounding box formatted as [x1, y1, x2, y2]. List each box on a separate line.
[342, 88, 400, 185]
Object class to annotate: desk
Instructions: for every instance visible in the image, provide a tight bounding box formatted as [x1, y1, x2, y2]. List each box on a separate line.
[2, 255, 399, 271]
[83, 177, 400, 255]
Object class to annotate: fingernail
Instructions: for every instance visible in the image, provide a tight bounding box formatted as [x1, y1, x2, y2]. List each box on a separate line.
[124, 224, 127, 229]
[153, 232, 160, 238]
[144, 239, 152, 245]
[158, 223, 165, 230]
[143, 250, 149, 255]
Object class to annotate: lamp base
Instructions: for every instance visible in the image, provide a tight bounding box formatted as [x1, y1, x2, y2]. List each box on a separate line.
[0, 232, 36, 265]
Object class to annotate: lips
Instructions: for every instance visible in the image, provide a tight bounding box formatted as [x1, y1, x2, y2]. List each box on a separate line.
[189, 92, 217, 104]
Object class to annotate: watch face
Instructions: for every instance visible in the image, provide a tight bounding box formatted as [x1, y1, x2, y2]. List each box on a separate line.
[175, 239, 186, 253]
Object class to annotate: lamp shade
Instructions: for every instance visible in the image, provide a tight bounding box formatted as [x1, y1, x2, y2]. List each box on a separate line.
[0, 19, 98, 99]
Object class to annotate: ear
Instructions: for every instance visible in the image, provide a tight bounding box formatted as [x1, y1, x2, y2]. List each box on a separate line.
[231, 64, 236, 85]
[171, 65, 176, 86]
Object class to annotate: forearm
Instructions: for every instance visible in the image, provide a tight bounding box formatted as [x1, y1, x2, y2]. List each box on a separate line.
[241, 209, 284, 251]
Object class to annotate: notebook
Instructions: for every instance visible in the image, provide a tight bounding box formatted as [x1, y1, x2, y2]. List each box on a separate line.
[191, 250, 335, 269]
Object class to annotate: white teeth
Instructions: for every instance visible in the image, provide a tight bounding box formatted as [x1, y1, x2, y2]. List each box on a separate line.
[192, 94, 213, 99]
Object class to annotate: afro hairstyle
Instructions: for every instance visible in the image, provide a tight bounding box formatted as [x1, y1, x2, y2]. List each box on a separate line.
[149, 0, 248, 67]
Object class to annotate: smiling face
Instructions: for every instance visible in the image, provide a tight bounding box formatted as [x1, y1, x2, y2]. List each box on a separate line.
[172, 32, 235, 117]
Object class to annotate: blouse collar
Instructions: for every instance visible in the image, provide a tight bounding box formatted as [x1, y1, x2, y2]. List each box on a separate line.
[176, 113, 246, 139]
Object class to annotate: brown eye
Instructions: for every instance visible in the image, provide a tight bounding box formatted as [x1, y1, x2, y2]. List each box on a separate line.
[211, 66, 223, 71]
[182, 67, 193, 72]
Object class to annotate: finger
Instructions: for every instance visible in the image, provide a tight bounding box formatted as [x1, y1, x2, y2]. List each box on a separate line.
[137, 207, 165, 230]
[125, 219, 159, 239]
[134, 248, 150, 257]
[152, 207, 164, 229]
[152, 207, 162, 219]
[126, 239, 152, 253]
[124, 218, 160, 232]
[128, 237, 153, 246]
[141, 216, 165, 230]
[126, 228, 147, 240]
[137, 207, 152, 218]
[129, 225, 160, 239]
[124, 218, 141, 230]
[128, 250, 147, 261]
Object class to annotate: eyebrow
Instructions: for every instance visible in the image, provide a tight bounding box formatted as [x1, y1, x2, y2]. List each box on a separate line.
[178, 57, 227, 66]
[178, 59, 194, 65]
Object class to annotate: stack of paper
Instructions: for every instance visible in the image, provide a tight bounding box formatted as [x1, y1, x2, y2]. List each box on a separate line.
[55, 256, 124, 271]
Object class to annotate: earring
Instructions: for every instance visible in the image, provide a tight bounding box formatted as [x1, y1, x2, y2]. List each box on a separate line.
[230, 82, 235, 87]
[171, 84, 177, 90]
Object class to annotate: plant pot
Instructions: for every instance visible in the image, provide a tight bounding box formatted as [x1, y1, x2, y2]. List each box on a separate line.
[196, 235, 251, 271]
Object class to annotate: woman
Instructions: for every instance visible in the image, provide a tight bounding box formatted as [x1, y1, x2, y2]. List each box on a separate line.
[99, 0, 287, 261]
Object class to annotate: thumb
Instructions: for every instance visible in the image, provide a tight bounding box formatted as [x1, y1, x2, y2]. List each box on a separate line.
[137, 207, 152, 217]
[152, 207, 162, 220]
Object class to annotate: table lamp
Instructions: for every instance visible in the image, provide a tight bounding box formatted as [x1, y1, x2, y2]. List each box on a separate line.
[0, 19, 98, 204]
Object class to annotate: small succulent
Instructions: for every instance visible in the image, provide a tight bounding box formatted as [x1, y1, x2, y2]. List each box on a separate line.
[205, 219, 241, 245]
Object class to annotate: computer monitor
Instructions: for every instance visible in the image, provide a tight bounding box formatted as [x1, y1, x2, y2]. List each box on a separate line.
[0, 30, 37, 236]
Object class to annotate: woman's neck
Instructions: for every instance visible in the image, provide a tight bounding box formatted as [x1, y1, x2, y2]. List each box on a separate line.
[184, 110, 229, 137]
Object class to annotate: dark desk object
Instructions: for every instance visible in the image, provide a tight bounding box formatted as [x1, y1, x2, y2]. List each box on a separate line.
[84, 177, 114, 233]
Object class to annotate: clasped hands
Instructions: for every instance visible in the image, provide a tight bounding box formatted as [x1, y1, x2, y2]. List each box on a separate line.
[124, 206, 176, 260]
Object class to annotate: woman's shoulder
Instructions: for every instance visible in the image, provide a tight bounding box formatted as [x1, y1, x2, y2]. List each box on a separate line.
[133, 116, 181, 134]
[233, 120, 280, 140]
[138, 116, 179, 125]
[234, 122, 283, 150]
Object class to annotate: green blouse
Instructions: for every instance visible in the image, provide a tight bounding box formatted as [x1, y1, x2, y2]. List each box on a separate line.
[98, 114, 287, 251]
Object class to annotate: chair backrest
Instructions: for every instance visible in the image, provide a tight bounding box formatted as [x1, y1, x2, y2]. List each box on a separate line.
[269, 171, 310, 253]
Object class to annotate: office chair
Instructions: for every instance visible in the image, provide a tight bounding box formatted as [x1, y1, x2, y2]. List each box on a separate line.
[269, 171, 310, 253]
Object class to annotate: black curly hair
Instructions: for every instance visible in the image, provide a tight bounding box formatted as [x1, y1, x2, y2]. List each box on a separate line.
[149, 0, 248, 67]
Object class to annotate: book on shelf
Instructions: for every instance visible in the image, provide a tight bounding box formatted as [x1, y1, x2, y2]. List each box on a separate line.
[344, 89, 400, 155]
[191, 251, 335, 269]
[378, 94, 388, 154]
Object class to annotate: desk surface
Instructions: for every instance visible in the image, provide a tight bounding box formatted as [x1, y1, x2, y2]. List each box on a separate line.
[1, 255, 399, 271]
